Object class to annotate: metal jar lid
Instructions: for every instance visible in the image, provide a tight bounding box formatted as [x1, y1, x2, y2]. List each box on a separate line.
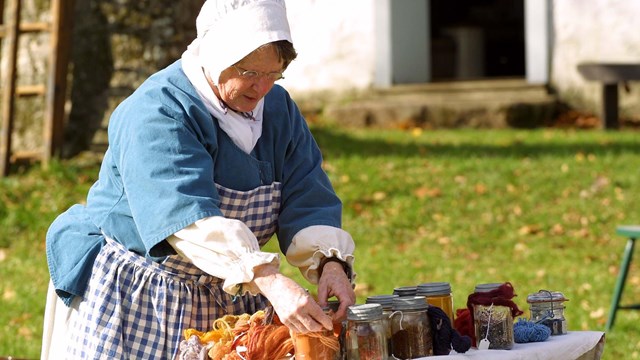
[392, 296, 429, 311]
[527, 290, 569, 304]
[366, 294, 398, 310]
[393, 286, 418, 297]
[348, 303, 384, 321]
[416, 282, 452, 296]
[474, 282, 504, 293]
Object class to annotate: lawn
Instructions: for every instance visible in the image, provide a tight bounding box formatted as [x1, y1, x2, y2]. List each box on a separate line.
[1, 126, 639, 358]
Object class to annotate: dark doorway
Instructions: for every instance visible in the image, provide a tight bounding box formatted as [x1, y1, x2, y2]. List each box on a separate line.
[430, 0, 525, 81]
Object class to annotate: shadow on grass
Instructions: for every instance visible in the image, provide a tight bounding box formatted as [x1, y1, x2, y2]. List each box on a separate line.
[311, 127, 640, 160]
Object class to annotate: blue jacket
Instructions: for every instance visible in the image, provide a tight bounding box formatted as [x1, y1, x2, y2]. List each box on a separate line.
[46, 60, 343, 305]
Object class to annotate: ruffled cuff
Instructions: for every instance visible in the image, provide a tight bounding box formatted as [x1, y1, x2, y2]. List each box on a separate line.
[167, 216, 280, 296]
[285, 225, 356, 285]
[221, 252, 279, 296]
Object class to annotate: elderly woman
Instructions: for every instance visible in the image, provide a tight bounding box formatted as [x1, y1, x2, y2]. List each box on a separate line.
[40, 1, 356, 358]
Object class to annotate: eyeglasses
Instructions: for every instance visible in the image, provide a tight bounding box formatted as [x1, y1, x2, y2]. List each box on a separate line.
[233, 65, 285, 81]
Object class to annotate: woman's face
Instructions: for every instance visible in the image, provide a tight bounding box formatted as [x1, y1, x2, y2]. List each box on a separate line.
[212, 45, 284, 113]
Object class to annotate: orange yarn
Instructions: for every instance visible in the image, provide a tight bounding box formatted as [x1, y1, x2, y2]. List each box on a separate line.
[184, 310, 298, 360]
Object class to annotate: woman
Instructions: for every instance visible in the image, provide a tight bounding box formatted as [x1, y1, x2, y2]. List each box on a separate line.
[40, 1, 356, 358]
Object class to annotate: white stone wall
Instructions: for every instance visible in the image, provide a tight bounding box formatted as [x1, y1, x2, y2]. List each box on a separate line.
[551, 0, 640, 109]
[280, 0, 377, 95]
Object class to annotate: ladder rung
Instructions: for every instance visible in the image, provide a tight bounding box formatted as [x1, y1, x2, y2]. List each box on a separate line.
[15, 84, 47, 96]
[0, 22, 50, 37]
[10, 150, 43, 162]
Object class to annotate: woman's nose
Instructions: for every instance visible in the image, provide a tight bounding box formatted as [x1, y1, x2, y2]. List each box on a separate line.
[253, 76, 274, 95]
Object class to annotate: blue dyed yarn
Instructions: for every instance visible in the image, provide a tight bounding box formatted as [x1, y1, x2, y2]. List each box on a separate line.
[513, 318, 551, 343]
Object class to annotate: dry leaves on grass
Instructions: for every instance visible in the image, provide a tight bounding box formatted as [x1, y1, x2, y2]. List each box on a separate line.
[414, 186, 441, 199]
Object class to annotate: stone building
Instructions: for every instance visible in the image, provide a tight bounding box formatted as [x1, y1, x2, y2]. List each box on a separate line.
[2, 0, 639, 158]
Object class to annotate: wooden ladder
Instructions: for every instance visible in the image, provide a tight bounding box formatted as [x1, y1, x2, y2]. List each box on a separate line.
[0, 0, 74, 176]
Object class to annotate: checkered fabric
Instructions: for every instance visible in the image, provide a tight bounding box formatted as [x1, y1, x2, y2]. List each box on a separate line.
[65, 183, 282, 359]
[215, 182, 282, 245]
[66, 238, 270, 359]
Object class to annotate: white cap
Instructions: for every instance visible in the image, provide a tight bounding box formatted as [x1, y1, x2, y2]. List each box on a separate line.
[196, 0, 292, 84]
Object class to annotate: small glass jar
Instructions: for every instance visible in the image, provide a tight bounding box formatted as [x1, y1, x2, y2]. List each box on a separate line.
[293, 307, 340, 359]
[472, 283, 514, 350]
[393, 286, 417, 297]
[390, 296, 433, 358]
[527, 290, 568, 336]
[345, 304, 388, 360]
[416, 282, 454, 325]
[365, 294, 397, 356]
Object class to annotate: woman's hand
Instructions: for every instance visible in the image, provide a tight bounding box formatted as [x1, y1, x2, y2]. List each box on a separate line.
[250, 264, 332, 334]
[317, 260, 356, 323]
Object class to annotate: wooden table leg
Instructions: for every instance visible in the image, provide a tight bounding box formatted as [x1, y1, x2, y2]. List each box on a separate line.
[602, 83, 619, 129]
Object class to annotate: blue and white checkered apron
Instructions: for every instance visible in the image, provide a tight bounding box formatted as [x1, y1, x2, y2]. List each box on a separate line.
[66, 182, 282, 359]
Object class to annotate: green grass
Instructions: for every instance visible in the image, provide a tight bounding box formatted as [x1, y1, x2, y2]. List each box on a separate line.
[1, 127, 639, 358]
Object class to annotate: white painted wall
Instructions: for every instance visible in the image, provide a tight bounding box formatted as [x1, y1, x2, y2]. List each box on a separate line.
[281, 0, 377, 94]
[551, 0, 640, 94]
[281, 0, 640, 115]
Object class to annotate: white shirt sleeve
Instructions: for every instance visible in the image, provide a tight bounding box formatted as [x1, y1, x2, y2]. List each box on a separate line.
[285, 225, 356, 285]
[166, 216, 280, 296]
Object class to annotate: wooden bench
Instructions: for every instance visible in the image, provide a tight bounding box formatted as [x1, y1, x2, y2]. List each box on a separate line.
[577, 63, 640, 129]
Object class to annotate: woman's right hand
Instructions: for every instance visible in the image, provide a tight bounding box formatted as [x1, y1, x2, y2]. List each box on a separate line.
[250, 263, 333, 334]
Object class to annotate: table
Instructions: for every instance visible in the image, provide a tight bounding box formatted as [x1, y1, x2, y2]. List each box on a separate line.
[577, 62, 640, 129]
[415, 331, 605, 360]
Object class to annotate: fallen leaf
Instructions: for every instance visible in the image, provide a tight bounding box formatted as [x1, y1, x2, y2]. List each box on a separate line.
[519, 225, 541, 235]
[589, 308, 605, 319]
[372, 191, 386, 201]
[550, 224, 564, 235]
[414, 186, 441, 199]
[3, 288, 16, 301]
[474, 183, 487, 195]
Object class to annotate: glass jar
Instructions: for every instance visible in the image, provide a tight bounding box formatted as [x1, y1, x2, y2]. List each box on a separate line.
[345, 304, 388, 360]
[293, 307, 340, 360]
[416, 282, 454, 325]
[527, 290, 568, 336]
[472, 283, 514, 350]
[390, 296, 433, 358]
[365, 294, 397, 356]
[393, 286, 417, 297]
[292, 329, 340, 360]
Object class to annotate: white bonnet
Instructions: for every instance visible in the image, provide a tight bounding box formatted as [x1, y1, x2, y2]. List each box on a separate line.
[196, 0, 293, 84]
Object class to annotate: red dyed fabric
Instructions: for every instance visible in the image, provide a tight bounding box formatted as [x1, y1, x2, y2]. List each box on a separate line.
[454, 308, 474, 341]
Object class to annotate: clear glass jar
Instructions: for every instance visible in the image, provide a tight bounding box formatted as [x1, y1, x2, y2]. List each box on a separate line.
[390, 296, 433, 358]
[416, 282, 454, 325]
[345, 304, 388, 360]
[472, 283, 514, 350]
[365, 294, 397, 356]
[293, 307, 340, 360]
[527, 290, 568, 336]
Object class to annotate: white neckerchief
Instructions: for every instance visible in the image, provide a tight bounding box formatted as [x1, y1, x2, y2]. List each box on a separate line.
[181, 42, 263, 154]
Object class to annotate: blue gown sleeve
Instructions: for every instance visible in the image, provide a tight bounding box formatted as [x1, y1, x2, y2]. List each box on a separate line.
[106, 78, 224, 256]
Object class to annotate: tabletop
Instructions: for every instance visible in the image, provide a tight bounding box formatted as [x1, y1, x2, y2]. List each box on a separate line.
[415, 331, 605, 360]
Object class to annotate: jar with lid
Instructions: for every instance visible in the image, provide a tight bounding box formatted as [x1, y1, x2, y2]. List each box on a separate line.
[390, 296, 433, 358]
[416, 282, 454, 325]
[470, 283, 517, 350]
[527, 290, 568, 336]
[345, 303, 388, 360]
[292, 307, 340, 359]
[365, 294, 397, 356]
[393, 286, 417, 297]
